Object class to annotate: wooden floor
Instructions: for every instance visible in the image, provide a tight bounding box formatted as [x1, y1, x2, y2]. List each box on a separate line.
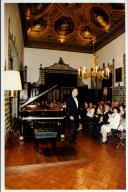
[5, 131, 126, 190]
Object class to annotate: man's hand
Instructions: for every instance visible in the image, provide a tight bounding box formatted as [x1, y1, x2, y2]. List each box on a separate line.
[70, 116, 74, 120]
[79, 115, 81, 119]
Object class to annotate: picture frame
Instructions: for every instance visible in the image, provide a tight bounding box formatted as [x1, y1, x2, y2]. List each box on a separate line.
[115, 67, 122, 82]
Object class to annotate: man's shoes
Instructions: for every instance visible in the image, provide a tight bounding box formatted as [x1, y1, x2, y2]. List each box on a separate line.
[69, 141, 76, 145]
[77, 126, 83, 131]
[102, 141, 106, 144]
[101, 140, 108, 144]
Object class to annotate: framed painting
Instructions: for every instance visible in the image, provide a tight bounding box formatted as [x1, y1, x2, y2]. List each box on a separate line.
[115, 67, 122, 82]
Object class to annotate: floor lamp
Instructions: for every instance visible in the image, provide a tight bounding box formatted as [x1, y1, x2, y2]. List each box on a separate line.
[4, 70, 22, 136]
[4, 70, 22, 96]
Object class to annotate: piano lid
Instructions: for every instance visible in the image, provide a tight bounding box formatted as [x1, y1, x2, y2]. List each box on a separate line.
[19, 84, 57, 109]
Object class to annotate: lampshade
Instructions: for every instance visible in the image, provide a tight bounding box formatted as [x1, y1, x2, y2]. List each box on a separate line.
[4, 70, 22, 91]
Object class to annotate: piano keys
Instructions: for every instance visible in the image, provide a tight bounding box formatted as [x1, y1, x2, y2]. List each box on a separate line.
[22, 116, 65, 120]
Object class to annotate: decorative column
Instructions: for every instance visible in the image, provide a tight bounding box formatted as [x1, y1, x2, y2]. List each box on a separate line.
[40, 65, 45, 85]
[23, 65, 27, 83]
[36, 64, 45, 85]
[123, 53, 126, 103]
[112, 54, 125, 104]
[91, 68, 94, 89]
[112, 58, 115, 101]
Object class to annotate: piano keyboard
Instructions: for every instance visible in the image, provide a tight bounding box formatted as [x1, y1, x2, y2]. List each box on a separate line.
[22, 116, 65, 120]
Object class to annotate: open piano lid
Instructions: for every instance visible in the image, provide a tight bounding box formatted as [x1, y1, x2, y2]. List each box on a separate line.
[19, 84, 57, 110]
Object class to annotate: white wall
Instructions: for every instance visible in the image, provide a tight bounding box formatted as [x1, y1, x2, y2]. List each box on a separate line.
[24, 48, 92, 87]
[4, 3, 24, 67]
[24, 33, 125, 87]
[96, 33, 125, 69]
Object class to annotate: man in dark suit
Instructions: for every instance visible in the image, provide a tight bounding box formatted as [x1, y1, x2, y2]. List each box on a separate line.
[66, 88, 80, 144]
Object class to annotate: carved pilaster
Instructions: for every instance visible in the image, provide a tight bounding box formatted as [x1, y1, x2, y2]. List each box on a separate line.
[123, 53, 126, 86]
[23, 65, 27, 83]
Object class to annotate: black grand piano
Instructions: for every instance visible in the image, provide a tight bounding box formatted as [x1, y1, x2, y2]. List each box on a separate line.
[19, 85, 67, 148]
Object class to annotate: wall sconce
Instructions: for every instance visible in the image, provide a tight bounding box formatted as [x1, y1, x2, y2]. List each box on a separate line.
[4, 70, 22, 97]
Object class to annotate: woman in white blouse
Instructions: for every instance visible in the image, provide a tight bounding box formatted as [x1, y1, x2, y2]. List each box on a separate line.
[100, 107, 120, 143]
[87, 102, 95, 118]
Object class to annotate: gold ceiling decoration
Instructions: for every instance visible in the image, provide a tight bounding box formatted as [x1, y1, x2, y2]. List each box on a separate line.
[19, 3, 125, 53]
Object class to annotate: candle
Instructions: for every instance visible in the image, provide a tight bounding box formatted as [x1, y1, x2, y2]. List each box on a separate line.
[78, 68, 81, 76]
[107, 68, 110, 77]
[96, 66, 98, 73]
[105, 67, 110, 77]
[82, 69, 84, 77]
[102, 70, 104, 77]
[106, 67, 108, 77]
[83, 66, 86, 73]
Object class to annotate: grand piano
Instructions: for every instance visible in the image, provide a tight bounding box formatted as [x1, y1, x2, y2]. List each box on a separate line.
[19, 58, 79, 142]
[19, 84, 66, 141]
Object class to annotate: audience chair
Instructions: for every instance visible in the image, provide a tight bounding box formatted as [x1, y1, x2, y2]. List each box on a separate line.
[107, 128, 125, 150]
[116, 129, 126, 150]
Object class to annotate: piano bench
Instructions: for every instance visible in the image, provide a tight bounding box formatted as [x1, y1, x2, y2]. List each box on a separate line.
[34, 128, 57, 152]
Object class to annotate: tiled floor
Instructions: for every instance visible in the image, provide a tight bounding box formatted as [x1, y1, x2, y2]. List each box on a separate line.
[5, 131, 126, 189]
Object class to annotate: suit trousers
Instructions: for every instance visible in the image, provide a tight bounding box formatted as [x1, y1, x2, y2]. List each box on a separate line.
[69, 119, 79, 143]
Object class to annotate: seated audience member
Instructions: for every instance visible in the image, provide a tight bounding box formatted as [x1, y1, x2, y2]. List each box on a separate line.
[100, 107, 120, 143]
[92, 104, 109, 139]
[110, 100, 120, 113]
[81, 101, 88, 131]
[97, 104, 104, 115]
[119, 104, 125, 118]
[115, 101, 120, 107]
[106, 100, 111, 106]
[93, 103, 97, 111]
[100, 99, 105, 106]
[109, 100, 115, 113]
[86, 102, 95, 131]
[62, 101, 66, 110]
[100, 104, 110, 126]
[44, 100, 49, 110]
[118, 108, 126, 131]
[99, 99, 105, 110]
[49, 102, 54, 108]
[87, 102, 95, 118]
[118, 115, 126, 131]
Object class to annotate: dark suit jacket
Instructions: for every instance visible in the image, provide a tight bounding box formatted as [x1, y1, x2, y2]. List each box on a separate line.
[102, 111, 110, 124]
[66, 95, 80, 119]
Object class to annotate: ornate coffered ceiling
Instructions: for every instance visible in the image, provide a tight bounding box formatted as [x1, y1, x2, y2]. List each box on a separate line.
[19, 3, 125, 53]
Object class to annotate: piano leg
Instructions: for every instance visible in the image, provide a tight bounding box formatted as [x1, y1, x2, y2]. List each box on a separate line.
[34, 139, 39, 152]
[19, 122, 24, 141]
[57, 120, 65, 139]
[50, 139, 57, 150]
